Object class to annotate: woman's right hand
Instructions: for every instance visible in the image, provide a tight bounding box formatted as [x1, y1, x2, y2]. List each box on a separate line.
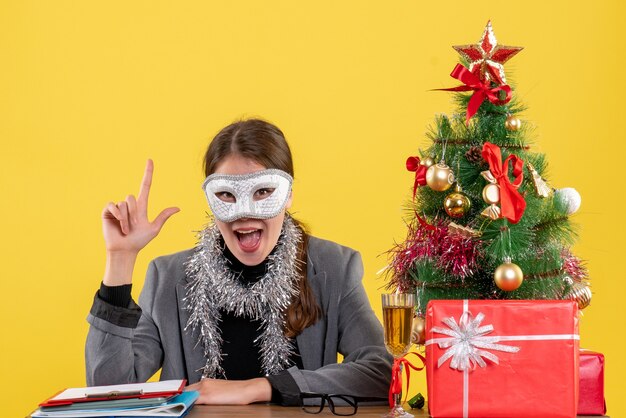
[102, 159, 180, 285]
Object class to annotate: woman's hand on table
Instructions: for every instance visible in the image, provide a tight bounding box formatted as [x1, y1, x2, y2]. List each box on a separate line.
[185, 377, 272, 405]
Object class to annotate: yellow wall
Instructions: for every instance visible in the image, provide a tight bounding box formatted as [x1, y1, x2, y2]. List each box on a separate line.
[1, 1, 624, 416]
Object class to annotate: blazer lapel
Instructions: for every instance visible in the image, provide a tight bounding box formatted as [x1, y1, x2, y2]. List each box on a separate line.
[175, 280, 205, 384]
[295, 269, 328, 370]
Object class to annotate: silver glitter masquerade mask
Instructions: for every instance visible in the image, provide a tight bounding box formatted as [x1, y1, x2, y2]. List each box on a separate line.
[202, 169, 293, 223]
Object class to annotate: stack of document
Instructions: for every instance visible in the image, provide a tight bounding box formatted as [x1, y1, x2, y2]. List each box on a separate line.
[30, 380, 199, 417]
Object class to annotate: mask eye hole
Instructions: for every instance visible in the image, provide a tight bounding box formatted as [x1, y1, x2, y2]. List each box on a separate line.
[215, 191, 236, 203]
[253, 188, 275, 201]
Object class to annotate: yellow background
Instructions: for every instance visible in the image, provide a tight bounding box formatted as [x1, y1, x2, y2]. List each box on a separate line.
[1, 1, 624, 416]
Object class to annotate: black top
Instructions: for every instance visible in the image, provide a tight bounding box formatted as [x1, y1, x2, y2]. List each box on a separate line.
[219, 244, 304, 379]
[97, 242, 302, 404]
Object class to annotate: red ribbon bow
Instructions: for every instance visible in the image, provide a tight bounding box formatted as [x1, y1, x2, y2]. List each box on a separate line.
[438, 64, 512, 123]
[414, 211, 438, 232]
[406, 156, 428, 198]
[482, 142, 526, 224]
[388, 352, 426, 407]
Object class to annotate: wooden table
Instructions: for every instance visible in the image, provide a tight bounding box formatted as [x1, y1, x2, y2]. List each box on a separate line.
[187, 404, 608, 417]
[187, 404, 424, 417]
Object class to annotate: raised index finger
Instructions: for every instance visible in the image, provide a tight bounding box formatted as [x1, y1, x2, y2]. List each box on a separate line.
[137, 159, 154, 208]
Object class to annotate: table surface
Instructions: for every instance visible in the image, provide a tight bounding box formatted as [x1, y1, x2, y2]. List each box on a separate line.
[187, 404, 425, 417]
[186, 404, 608, 417]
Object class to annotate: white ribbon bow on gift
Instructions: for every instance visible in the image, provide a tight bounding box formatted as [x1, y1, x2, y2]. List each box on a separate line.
[431, 311, 520, 371]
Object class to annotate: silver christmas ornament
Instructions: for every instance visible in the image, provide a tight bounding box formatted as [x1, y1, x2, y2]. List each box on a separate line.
[555, 188, 581, 215]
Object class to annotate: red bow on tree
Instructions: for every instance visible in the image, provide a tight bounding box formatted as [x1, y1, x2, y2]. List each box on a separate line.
[406, 156, 428, 198]
[415, 210, 438, 232]
[482, 142, 526, 224]
[389, 352, 426, 407]
[438, 64, 512, 123]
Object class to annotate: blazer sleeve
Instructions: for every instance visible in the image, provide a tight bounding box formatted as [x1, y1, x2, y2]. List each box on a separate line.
[284, 251, 393, 403]
[85, 260, 164, 386]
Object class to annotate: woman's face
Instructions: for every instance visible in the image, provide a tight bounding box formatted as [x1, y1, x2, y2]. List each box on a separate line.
[212, 154, 292, 266]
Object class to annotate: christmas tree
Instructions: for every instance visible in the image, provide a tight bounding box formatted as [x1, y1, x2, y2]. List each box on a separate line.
[386, 21, 591, 330]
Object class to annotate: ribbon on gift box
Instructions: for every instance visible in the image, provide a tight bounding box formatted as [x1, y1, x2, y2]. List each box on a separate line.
[430, 311, 520, 370]
[425, 300, 580, 418]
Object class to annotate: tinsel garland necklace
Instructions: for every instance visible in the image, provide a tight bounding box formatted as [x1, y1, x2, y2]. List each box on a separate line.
[184, 215, 302, 379]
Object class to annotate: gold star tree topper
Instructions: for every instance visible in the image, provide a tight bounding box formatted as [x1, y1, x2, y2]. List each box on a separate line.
[453, 20, 523, 85]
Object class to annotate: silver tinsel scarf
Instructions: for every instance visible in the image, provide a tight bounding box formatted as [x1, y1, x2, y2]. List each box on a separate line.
[183, 216, 302, 379]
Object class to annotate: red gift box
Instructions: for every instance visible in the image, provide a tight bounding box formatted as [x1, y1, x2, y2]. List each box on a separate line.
[425, 300, 579, 418]
[578, 350, 606, 415]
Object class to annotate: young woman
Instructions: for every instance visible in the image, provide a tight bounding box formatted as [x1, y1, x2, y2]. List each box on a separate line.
[85, 118, 392, 405]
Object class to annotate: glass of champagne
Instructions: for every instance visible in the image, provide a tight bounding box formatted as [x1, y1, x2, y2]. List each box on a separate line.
[381, 293, 416, 418]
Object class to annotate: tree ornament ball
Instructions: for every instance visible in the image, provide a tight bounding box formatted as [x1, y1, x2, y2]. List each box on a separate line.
[426, 163, 455, 191]
[494, 261, 524, 291]
[569, 282, 592, 310]
[422, 157, 435, 168]
[555, 188, 582, 215]
[505, 115, 522, 131]
[444, 191, 471, 218]
[411, 316, 426, 345]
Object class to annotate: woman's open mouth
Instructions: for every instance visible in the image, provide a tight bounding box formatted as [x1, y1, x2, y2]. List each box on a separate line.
[234, 228, 262, 252]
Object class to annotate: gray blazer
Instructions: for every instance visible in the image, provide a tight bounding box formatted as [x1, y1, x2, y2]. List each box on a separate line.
[86, 236, 392, 399]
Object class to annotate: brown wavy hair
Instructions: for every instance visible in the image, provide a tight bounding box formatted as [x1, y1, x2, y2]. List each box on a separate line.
[204, 118, 321, 338]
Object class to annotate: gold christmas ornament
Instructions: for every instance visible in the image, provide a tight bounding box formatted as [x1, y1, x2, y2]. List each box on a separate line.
[482, 183, 500, 204]
[411, 316, 426, 345]
[448, 222, 482, 238]
[426, 163, 455, 191]
[494, 259, 524, 291]
[568, 282, 592, 310]
[527, 163, 552, 198]
[444, 185, 471, 218]
[480, 170, 502, 220]
[505, 115, 522, 131]
[481, 205, 501, 220]
[422, 157, 435, 168]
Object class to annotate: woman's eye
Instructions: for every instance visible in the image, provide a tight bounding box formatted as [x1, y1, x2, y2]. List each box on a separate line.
[215, 191, 236, 203]
[253, 188, 275, 201]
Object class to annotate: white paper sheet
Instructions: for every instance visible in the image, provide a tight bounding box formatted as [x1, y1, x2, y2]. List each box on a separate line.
[51, 380, 184, 401]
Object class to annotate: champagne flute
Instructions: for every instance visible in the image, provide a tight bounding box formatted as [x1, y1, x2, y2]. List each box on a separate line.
[381, 293, 416, 418]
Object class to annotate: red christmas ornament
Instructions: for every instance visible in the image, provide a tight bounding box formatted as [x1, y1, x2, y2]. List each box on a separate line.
[453, 20, 523, 85]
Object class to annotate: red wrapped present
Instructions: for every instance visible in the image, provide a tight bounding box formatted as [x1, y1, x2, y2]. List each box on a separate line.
[425, 300, 579, 418]
[578, 350, 606, 415]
